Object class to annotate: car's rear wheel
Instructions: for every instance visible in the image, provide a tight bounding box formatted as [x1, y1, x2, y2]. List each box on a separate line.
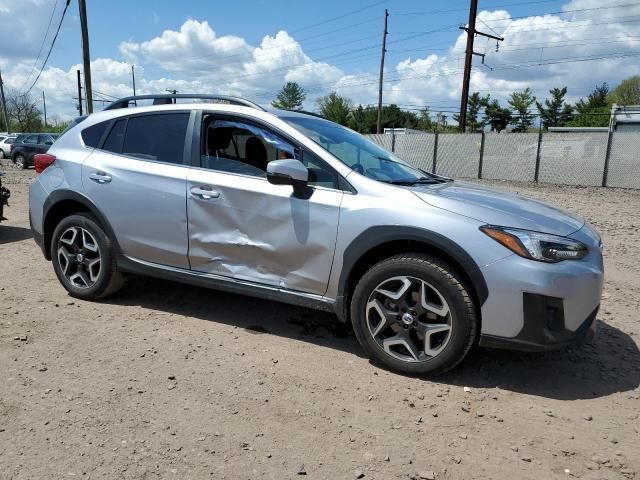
[51, 213, 124, 300]
[351, 254, 477, 375]
[0, 149, 5, 159]
[14, 155, 26, 170]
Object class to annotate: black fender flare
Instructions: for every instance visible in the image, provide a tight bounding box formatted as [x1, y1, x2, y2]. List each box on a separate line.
[42, 189, 121, 259]
[334, 225, 489, 321]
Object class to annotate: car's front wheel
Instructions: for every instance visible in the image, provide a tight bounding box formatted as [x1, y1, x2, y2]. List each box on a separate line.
[351, 254, 477, 375]
[51, 213, 124, 300]
[13, 154, 26, 170]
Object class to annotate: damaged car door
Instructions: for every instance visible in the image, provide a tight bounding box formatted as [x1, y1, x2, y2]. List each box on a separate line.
[186, 115, 343, 295]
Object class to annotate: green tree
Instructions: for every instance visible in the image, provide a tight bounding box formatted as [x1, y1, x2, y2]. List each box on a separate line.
[565, 83, 611, 127]
[316, 92, 352, 126]
[482, 98, 511, 132]
[536, 87, 573, 129]
[454, 92, 489, 132]
[609, 76, 640, 105]
[508, 88, 536, 132]
[272, 82, 306, 110]
[417, 107, 434, 131]
[347, 105, 373, 133]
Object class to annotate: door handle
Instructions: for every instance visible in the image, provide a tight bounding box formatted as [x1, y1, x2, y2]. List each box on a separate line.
[89, 172, 112, 184]
[190, 186, 220, 200]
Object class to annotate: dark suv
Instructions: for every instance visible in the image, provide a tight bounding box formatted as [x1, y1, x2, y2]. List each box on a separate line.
[11, 133, 59, 169]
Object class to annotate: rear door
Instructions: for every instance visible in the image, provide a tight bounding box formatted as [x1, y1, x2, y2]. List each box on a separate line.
[186, 114, 343, 295]
[82, 111, 193, 268]
[38, 135, 55, 154]
[21, 135, 39, 162]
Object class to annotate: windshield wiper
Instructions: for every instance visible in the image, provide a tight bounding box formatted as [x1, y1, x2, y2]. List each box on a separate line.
[387, 177, 442, 186]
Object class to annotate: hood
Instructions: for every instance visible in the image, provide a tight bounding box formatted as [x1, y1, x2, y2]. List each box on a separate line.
[412, 181, 584, 236]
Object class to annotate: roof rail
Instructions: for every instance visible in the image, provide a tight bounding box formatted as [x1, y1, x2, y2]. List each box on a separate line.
[281, 109, 326, 119]
[104, 94, 266, 111]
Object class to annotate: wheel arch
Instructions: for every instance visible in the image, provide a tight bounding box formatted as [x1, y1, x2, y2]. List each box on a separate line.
[334, 226, 488, 324]
[42, 190, 120, 260]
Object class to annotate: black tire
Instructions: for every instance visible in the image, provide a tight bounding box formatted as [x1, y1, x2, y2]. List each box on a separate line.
[0, 149, 5, 159]
[51, 213, 124, 300]
[350, 253, 477, 375]
[13, 154, 27, 170]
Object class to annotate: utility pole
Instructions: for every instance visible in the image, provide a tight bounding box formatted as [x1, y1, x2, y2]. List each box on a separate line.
[76, 69, 83, 116]
[42, 91, 47, 128]
[78, 0, 93, 113]
[131, 65, 136, 96]
[376, 9, 389, 134]
[0, 68, 9, 134]
[458, 0, 503, 132]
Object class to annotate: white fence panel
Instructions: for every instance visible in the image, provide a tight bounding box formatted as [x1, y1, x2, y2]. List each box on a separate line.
[482, 133, 538, 182]
[607, 133, 640, 189]
[436, 134, 482, 178]
[538, 132, 608, 187]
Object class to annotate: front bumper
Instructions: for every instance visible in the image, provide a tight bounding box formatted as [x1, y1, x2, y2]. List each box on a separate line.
[480, 303, 598, 351]
[477, 225, 604, 351]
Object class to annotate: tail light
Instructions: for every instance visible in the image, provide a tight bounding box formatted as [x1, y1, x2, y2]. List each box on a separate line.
[34, 153, 56, 174]
[10, 144, 14, 151]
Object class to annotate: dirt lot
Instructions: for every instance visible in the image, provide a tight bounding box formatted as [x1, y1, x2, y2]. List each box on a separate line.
[1, 164, 639, 480]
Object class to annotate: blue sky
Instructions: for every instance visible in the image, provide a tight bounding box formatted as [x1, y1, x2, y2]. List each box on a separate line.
[1, 0, 639, 120]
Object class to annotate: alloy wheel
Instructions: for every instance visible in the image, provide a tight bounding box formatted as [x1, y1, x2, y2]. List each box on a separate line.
[14, 156, 25, 169]
[57, 226, 102, 289]
[366, 275, 452, 363]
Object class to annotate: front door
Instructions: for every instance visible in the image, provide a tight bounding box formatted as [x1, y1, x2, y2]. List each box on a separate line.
[82, 111, 192, 268]
[187, 115, 343, 295]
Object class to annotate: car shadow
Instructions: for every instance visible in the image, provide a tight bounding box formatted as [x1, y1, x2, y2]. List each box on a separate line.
[105, 275, 639, 401]
[439, 320, 640, 400]
[0, 225, 33, 245]
[106, 275, 362, 357]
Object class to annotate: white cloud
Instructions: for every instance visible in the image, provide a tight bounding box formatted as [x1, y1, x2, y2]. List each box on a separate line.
[1, 0, 640, 120]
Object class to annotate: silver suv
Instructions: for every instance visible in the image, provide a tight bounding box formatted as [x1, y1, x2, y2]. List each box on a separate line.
[29, 94, 604, 374]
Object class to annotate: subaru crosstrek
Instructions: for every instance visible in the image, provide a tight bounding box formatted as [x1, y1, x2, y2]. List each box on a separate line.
[29, 94, 604, 375]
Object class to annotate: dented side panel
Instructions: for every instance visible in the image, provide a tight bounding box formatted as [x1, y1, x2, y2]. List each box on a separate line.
[186, 168, 342, 295]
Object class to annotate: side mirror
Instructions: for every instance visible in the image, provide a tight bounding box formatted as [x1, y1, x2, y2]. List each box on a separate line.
[267, 159, 308, 188]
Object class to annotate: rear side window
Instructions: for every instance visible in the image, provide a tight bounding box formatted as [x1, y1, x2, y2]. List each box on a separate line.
[24, 135, 38, 144]
[122, 113, 189, 164]
[103, 119, 127, 154]
[82, 122, 109, 148]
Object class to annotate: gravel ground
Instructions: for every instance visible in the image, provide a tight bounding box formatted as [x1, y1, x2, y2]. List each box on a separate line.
[1, 165, 639, 480]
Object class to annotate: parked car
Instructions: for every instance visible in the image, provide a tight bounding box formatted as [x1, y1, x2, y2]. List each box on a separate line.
[0, 171, 9, 221]
[28, 94, 604, 375]
[11, 133, 59, 169]
[0, 135, 17, 160]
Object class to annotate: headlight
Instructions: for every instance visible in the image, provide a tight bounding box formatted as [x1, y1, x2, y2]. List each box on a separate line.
[480, 226, 588, 263]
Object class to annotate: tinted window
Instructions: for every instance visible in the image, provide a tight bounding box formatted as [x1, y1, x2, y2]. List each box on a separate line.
[39, 135, 54, 145]
[82, 122, 109, 148]
[24, 135, 38, 144]
[103, 119, 126, 154]
[122, 113, 189, 164]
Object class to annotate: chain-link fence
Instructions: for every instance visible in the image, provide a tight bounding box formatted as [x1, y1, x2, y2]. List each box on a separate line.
[367, 131, 640, 189]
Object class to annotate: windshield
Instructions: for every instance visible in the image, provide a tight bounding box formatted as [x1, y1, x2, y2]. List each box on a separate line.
[282, 115, 446, 185]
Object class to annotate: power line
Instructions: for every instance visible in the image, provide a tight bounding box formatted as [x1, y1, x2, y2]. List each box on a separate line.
[393, 0, 566, 16]
[20, 0, 59, 91]
[480, 2, 640, 24]
[21, 0, 71, 96]
[290, 0, 387, 34]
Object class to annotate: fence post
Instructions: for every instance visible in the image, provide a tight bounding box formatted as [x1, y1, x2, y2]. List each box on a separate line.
[478, 132, 485, 179]
[432, 132, 439, 174]
[602, 129, 614, 187]
[534, 130, 543, 182]
[391, 129, 396, 153]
